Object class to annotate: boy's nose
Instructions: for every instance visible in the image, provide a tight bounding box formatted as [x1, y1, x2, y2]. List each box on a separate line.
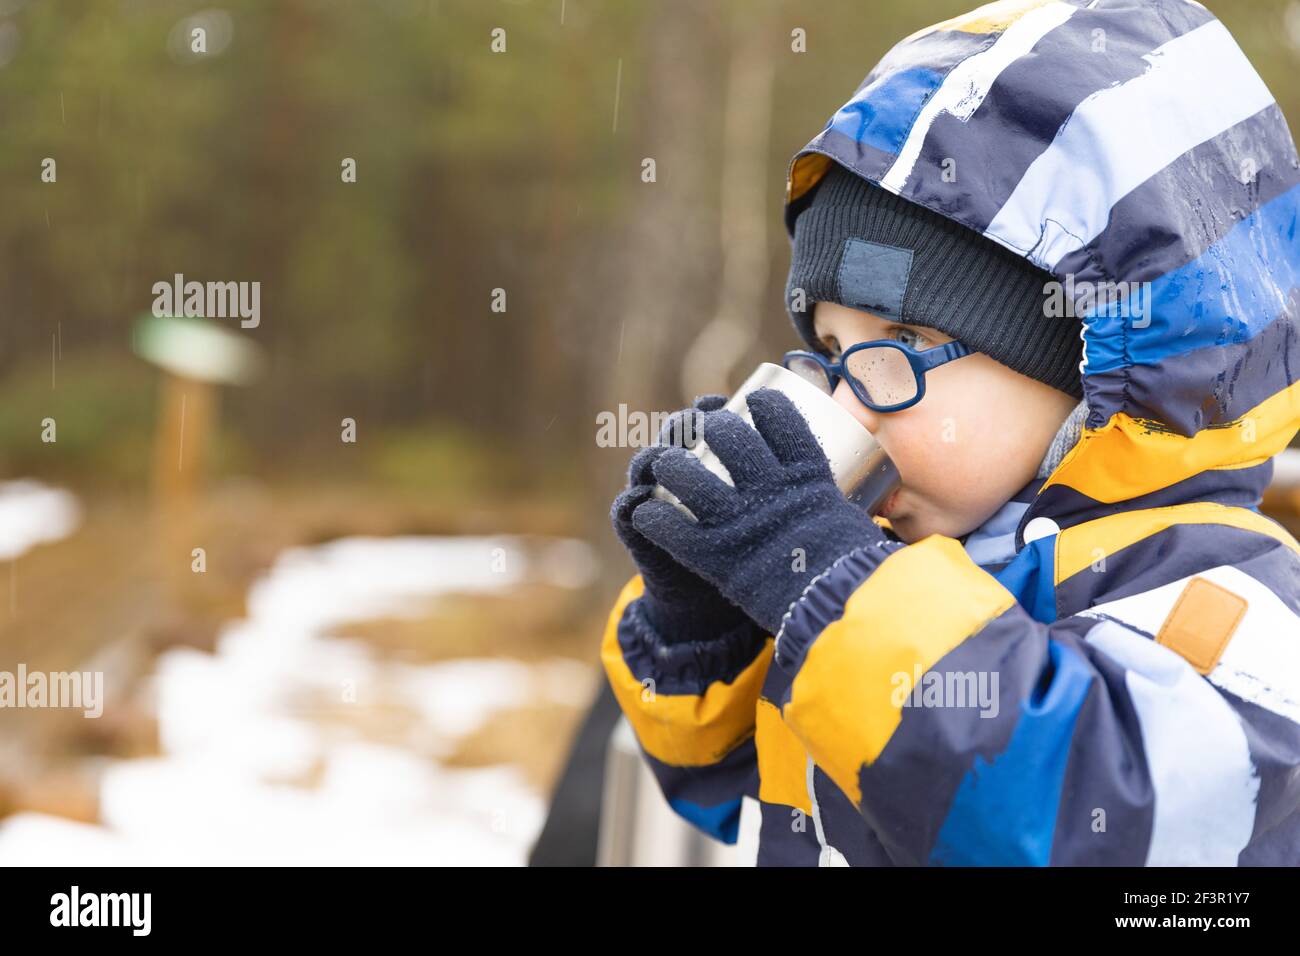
[832, 379, 881, 433]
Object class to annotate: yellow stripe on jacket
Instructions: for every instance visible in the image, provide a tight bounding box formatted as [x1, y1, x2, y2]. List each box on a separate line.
[600, 575, 773, 767]
[756, 697, 812, 815]
[781, 535, 1016, 805]
[1055, 501, 1300, 583]
[1043, 380, 1300, 504]
[910, 0, 1061, 39]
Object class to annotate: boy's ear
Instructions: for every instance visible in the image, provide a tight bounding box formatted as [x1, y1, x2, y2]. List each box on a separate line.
[806, 302, 820, 341]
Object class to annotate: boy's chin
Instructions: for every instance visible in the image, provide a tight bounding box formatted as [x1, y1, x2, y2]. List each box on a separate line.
[884, 512, 923, 544]
[887, 509, 976, 545]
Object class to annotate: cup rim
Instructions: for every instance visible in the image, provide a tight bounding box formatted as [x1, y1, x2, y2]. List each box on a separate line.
[744, 362, 874, 438]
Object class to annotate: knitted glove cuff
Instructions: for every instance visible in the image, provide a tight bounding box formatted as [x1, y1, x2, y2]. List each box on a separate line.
[773, 537, 905, 674]
[639, 585, 753, 647]
[621, 597, 768, 694]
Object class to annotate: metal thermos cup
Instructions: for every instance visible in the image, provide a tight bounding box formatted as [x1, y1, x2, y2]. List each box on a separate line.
[653, 362, 899, 518]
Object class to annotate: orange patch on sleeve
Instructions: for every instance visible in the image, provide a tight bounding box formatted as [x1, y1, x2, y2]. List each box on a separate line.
[1156, 577, 1248, 675]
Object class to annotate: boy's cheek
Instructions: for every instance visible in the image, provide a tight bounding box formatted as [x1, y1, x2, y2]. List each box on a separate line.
[875, 405, 996, 507]
[887, 417, 950, 487]
[884, 424, 1004, 537]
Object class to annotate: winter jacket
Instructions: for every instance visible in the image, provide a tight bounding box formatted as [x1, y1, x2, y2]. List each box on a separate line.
[601, 0, 1300, 866]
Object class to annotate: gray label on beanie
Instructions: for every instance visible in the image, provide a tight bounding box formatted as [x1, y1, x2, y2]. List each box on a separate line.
[836, 238, 914, 319]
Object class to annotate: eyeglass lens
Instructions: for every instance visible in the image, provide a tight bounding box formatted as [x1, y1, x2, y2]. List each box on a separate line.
[844, 347, 919, 407]
[786, 354, 834, 394]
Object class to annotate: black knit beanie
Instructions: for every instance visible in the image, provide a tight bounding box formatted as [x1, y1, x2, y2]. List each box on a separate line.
[785, 163, 1083, 400]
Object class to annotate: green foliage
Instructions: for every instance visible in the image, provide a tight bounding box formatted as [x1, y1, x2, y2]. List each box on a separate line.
[0, 354, 154, 482]
[367, 418, 571, 492]
[1, 0, 1296, 495]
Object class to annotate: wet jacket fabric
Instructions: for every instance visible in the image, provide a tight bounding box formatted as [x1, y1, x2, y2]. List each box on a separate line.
[601, 0, 1300, 866]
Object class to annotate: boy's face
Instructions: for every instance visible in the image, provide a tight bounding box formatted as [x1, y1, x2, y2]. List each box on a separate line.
[811, 301, 1079, 544]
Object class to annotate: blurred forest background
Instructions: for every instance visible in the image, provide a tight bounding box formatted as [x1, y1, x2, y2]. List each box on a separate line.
[1, 0, 1299, 862]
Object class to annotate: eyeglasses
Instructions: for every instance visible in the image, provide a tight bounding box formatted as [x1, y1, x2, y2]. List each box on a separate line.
[783, 338, 972, 412]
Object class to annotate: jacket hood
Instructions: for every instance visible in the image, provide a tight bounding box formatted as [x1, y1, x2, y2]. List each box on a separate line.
[783, 0, 1300, 541]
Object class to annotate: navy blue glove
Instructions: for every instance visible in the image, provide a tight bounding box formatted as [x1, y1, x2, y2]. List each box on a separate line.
[632, 388, 895, 636]
[611, 395, 754, 643]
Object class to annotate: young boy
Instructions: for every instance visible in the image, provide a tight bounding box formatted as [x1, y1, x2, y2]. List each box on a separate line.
[603, 0, 1300, 865]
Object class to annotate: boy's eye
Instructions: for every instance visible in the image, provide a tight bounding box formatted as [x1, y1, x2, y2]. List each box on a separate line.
[890, 326, 930, 350]
[818, 335, 841, 359]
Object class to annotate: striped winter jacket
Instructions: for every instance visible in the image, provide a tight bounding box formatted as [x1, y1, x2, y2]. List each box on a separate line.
[601, 0, 1300, 866]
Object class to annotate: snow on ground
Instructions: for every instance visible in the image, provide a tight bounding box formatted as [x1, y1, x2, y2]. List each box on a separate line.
[0, 480, 80, 560]
[0, 530, 598, 866]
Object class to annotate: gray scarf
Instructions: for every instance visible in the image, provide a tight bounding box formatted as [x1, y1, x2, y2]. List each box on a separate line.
[1036, 399, 1089, 479]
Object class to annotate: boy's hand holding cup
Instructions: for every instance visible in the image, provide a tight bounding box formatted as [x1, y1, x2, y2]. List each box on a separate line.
[610, 395, 755, 644]
[633, 387, 901, 637]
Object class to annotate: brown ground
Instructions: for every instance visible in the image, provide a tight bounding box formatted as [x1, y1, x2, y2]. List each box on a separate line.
[0, 479, 609, 825]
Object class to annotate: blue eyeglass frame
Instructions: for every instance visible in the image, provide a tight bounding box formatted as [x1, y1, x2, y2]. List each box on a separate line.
[782, 338, 972, 412]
